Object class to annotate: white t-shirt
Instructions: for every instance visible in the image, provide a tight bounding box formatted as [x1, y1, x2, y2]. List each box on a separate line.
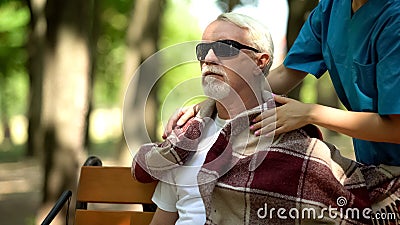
[152, 116, 226, 225]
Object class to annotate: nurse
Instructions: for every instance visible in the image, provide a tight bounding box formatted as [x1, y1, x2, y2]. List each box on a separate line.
[166, 0, 400, 166]
[253, 0, 400, 166]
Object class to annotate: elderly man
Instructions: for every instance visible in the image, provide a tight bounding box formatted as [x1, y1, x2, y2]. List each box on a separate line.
[133, 12, 274, 224]
[132, 12, 400, 225]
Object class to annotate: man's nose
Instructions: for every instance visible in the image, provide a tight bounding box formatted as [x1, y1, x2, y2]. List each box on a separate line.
[203, 48, 219, 63]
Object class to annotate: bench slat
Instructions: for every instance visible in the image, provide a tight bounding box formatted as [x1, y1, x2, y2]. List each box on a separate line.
[74, 166, 157, 225]
[76, 166, 156, 204]
[75, 210, 154, 225]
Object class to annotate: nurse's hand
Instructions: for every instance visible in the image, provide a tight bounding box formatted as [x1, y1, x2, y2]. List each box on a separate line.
[162, 104, 200, 139]
[251, 95, 313, 136]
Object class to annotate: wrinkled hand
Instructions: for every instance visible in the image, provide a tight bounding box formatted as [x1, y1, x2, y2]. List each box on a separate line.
[250, 95, 313, 137]
[162, 104, 200, 139]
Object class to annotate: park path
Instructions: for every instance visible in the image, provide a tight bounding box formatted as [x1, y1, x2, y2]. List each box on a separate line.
[0, 157, 121, 225]
[0, 159, 41, 225]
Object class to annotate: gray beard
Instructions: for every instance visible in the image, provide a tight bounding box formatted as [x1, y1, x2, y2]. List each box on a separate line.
[202, 76, 231, 100]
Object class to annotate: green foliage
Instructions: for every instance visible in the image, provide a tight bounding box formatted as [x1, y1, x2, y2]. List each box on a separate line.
[0, 0, 29, 120]
[92, 0, 133, 108]
[157, 0, 204, 125]
[0, 1, 29, 32]
[0, 70, 29, 118]
[0, 143, 25, 162]
[299, 75, 317, 103]
[160, 0, 202, 48]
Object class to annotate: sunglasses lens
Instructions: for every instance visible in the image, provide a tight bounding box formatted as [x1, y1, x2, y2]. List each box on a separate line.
[214, 42, 238, 58]
[196, 41, 242, 61]
[196, 43, 209, 61]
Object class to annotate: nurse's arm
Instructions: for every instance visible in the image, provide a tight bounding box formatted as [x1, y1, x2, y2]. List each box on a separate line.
[266, 64, 308, 95]
[309, 105, 400, 144]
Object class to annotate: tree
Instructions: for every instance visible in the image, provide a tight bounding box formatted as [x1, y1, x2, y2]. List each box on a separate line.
[0, 1, 30, 149]
[286, 0, 319, 99]
[26, 0, 46, 157]
[27, 0, 95, 223]
[217, 0, 241, 11]
[118, 0, 166, 165]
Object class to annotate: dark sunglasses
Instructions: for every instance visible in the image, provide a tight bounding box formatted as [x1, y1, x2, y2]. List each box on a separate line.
[196, 39, 260, 61]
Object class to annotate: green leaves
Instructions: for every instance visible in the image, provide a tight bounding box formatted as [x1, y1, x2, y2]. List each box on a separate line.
[0, 1, 29, 118]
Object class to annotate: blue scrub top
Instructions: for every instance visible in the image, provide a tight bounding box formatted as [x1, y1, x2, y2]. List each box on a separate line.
[284, 0, 400, 165]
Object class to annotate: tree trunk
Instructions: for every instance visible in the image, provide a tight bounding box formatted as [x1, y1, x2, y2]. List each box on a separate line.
[36, 0, 93, 224]
[118, 0, 165, 166]
[286, 0, 319, 99]
[26, 0, 46, 157]
[216, 0, 241, 12]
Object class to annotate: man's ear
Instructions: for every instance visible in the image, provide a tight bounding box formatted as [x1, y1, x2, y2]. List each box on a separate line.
[257, 53, 270, 71]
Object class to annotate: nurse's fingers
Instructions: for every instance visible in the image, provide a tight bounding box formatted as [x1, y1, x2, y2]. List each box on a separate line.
[250, 109, 277, 135]
[252, 108, 276, 123]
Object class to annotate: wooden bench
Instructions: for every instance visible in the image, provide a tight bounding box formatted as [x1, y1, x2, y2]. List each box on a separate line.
[74, 160, 157, 225]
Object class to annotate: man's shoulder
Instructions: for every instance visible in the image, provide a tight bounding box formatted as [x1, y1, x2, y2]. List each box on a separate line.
[269, 125, 325, 156]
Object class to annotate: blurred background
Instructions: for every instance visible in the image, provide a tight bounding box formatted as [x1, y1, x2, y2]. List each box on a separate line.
[0, 0, 353, 224]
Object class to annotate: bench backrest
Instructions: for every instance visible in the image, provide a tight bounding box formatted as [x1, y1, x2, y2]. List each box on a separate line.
[75, 166, 157, 225]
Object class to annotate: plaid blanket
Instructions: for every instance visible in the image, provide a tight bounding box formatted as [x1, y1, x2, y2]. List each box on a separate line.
[132, 100, 400, 225]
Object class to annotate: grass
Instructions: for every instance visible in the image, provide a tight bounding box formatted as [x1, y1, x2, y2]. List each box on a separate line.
[87, 138, 122, 160]
[0, 142, 26, 163]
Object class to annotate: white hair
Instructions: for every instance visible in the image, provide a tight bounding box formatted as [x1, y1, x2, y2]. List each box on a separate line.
[217, 12, 274, 75]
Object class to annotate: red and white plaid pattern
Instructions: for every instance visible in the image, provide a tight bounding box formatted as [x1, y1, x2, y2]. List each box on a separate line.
[133, 100, 400, 225]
